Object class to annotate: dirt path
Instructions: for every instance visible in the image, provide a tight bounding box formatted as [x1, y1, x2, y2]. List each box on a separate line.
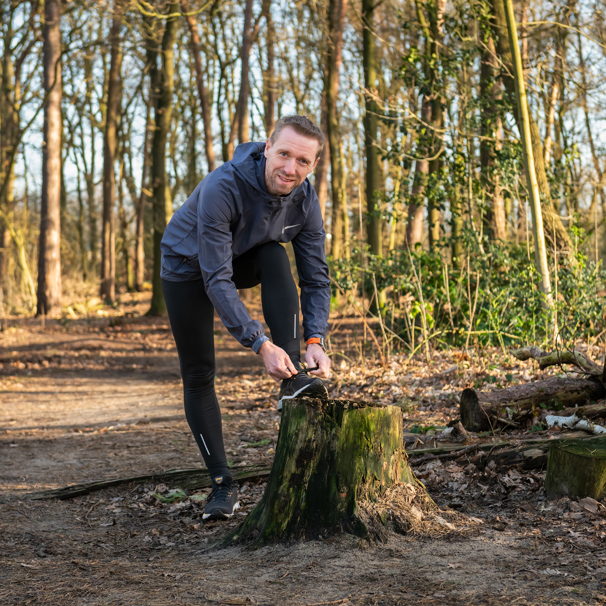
[1, 308, 605, 605]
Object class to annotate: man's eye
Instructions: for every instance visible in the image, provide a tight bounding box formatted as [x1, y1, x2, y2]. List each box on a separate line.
[300, 159, 308, 165]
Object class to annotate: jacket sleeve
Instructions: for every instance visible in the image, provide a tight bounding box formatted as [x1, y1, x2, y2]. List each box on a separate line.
[291, 189, 331, 342]
[197, 180, 266, 349]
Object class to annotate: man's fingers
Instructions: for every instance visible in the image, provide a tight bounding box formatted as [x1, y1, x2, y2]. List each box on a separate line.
[285, 357, 298, 375]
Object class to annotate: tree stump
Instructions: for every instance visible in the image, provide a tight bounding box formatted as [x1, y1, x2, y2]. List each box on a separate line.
[224, 398, 427, 546]
[545, 437, 606, 500]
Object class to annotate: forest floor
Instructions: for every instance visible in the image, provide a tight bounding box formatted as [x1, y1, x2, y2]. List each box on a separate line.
[1, 291, 606, 605]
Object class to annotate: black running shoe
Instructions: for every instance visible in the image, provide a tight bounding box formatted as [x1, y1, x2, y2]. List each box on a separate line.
[203, 475, 239, 521]
[278, 363, 328, 411]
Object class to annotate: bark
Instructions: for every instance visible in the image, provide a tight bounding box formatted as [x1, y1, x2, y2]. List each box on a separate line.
[427, 0, 445, 249]
[326, 0, 347, 259]
[236, 0, 254, 145]
[28, 464, 271, 501]
[480, 36, 506, 241]
[543, 78, 558, 167]
[100, 1, 124, 303]
[182, 0, 215, 173]
[74, 161, 87, 279]
[545, 437, 606, 500]
[261, 0, 276, 136]
[511, 345, 603, 376]
[135, 73, 153, 291]
[148, 1, 179, 316]
[489, 0, 571, 251]
[577, 28, 606, 214]
[314, 102, 330, 221]
[37, 0, 63, 316]
[223, 398, 419, 546]
[0, 3, 37, 285]
[406, 98, 431, 247]
[362, 0, 382, 255]
[502, 0, 552, 306]
[459, 378, 606, 432]
[84, 50, 98, 278]
[558, 402, 606, 420]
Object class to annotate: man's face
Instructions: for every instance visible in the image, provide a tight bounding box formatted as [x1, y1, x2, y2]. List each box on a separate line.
[264, 127, 320, 196]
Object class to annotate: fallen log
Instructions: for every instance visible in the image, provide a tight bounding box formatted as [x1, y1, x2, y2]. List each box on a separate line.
[512, 346, 603, 375]
[545, 437, 606, 500]
[223, 398, 437, 546]
[26, 464, 271, 501]
[408, 431, 596, 471]
[558, 401, 606, 419]
[460, 377, 605, 432]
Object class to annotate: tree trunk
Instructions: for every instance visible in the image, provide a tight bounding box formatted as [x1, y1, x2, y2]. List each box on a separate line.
[224, 398, 424, 546]
[577, 28, 606, 214]
[100, 1, 124, 303]
[236, 0, 254, 145]
[405, 5, 432, 248]
[148, 1, 179, 316]
[489, 0, 571, 251]
[134, 71, 152, 292]
[480, 36, 506, 241]
[314, 102, 330, 221]
[37, 0, 62, 316]
[503, 0, 553, 307]
[326, 0, 347, 259]
[261, 0, 276, 137]
[362, 0, 382, 256]
[545, 437, 606, 500]
[426, 0, 445, 249]
[117, 161, 132, 290]
[460, 378, 606, 432]
[182, 0, 215, 173]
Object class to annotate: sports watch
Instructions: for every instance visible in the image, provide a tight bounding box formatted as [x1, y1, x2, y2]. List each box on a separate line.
[306, 337, 326, 351]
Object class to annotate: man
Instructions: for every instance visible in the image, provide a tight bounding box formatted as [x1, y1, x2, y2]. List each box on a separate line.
[160, 115, 331, 521]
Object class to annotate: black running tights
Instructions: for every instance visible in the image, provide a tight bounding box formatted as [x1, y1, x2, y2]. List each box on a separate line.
[162, 242, 300, 481]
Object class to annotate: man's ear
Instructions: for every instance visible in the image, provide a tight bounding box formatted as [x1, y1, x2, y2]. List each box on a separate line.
[310, 156, 320, 172]
[264, 138, 271, 158]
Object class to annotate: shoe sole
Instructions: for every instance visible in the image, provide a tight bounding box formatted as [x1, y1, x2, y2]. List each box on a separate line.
[278, 382, 328, 411]
[202, 501, 240, 521]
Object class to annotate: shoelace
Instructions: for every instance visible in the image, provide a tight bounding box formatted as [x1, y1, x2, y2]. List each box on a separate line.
[296, 365, 319, 375]
[208, 482, 234, 503]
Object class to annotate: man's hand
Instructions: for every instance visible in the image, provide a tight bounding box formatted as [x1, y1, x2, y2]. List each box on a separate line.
[258, 341, 298, 381]
[305, 343, 331, 378]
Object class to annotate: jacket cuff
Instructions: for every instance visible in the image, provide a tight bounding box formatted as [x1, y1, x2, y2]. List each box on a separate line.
[305, 333, 322, 346]
[252, 335, 270, 354]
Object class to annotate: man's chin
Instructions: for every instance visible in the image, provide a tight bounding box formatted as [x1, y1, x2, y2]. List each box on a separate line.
[271, 178, 297, 195]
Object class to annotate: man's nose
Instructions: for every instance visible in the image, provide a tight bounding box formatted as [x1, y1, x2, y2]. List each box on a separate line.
[283, 158, 296, 174]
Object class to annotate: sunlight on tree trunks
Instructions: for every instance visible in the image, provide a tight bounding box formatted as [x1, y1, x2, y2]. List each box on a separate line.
[37, 0, 62, 317]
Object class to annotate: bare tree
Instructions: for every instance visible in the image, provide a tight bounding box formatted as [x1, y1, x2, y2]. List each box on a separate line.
[182, 0, 215, 173]
[100, 0, 124, 303]
[362, 0, 382, 256]
[326, 0, 347, 259]
[504, 0, 552, 307]
[236, 0, 254, 145]
[148, 0, 180, 316]
[261, 0, 276, 136]
[490, 0, 571, 251]
[37, 0, 62, 316]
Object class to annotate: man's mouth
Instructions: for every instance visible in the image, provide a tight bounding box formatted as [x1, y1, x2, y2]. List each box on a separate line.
[278, 174, 294, 184]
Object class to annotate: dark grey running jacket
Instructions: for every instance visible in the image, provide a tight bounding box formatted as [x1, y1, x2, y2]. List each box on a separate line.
[160, 141, 330, 352]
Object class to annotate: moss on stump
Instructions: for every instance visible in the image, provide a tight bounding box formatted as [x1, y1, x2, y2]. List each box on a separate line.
[224, 397, 428, 547]
[545, 437, 606, 500]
